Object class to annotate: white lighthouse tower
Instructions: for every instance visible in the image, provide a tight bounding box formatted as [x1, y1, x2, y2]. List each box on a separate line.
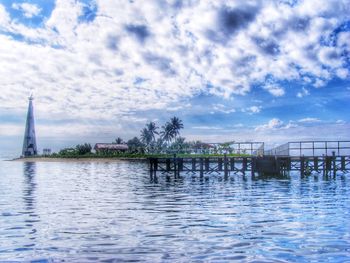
[22, 95, 38, 157]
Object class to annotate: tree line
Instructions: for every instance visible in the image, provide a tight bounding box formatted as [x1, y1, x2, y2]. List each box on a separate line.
[56, 116, 189, 156]
[53, 116, 249, 157]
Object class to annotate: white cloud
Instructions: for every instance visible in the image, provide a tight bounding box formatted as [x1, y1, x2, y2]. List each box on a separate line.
[337, 32, 350, 52]
[297, 87, 310, 98]
[12, 2, 42, 18]
[336, 68, 349, 79]
[0, 0, 349, 140]
[318, 46, 342, 68]
[212, 104, 236, 114]
[0, 123, 23, 136]
[284, 121, 298, 129]
[0, 4, 10, 26]
[254, 118, 324, 132]
[263, 82, 285, 97]
[298, 117, 321, 123]
[242, 105, 262, 114]
[254, 118, 345, 130]
[248, 105, 261, 113]
[336, 119, 346, 124]
[314, 79, 327, 88]
[255, 118, 284, 131]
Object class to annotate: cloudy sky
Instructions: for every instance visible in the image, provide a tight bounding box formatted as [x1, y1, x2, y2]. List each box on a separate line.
[0, 0, 349, 155]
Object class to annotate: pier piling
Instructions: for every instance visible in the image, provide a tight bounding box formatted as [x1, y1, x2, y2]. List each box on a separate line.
[200, 158, 204, 178]
[224, 154, 228, 179]
[332, 152, 336, 177]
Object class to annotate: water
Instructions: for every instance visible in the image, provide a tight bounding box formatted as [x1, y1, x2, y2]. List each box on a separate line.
[0, 160, 349, 262]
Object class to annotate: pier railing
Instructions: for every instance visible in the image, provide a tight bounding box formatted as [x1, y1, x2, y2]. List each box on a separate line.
[207, 142, 264, 156]
[265, 141, 350, 157]
[164, 142, 264, 156]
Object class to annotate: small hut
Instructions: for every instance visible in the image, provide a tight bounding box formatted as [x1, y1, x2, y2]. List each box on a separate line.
[94, 143, 129, 153]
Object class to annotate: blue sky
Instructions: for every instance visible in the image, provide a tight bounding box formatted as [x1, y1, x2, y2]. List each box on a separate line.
[0, 0, 349, 156]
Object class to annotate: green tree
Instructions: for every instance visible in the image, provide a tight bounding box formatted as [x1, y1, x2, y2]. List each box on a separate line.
[140, 128, 152, 146]
[140, 122, 159, 153]
[75, 143, 92, 155]
[169, 137, 189, 153]
[160, 122, 173, 144]
[154, 138, 165, 153]
[169, 116, 184, 140]
[188, 140, 210, 154]
[146, 122, 159, 142]
[127, 137, 145, 154]
[115, 137, 124, 144]
[58, 148, 77, 156]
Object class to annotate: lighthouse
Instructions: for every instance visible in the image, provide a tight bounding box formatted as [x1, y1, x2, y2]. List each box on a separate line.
[22, 95, 38, 157]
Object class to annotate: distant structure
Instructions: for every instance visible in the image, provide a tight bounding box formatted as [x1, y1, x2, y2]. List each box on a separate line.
[43, 148, 51, 155]
[94, 143, 128, 153]
[22, 95, 38, 157]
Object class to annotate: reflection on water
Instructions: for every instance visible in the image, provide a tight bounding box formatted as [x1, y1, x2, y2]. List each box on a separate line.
[23, 162, 36, 212]
[0, 160, 349, 262]
[22, 162, 39, 244]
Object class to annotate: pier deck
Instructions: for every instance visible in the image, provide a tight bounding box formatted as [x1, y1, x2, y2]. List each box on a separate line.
[149, 155, 350, 179]
[148, 141, 350, 179]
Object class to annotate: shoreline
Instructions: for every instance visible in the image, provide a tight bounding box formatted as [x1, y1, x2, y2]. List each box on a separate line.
[8, 157, 148, 162]
[6, 153, 250, 162]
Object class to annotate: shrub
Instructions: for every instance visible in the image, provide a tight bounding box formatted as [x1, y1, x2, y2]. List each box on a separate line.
[75, 143, 92, 155]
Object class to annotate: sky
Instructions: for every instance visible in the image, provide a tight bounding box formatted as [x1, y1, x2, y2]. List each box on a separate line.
[0, 0, 349, 156]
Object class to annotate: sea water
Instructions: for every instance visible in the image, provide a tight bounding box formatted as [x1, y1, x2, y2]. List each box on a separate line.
[0, 159, 349, 262]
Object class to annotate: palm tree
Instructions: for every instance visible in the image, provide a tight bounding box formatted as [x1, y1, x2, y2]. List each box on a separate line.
[140, 128, 152, 146]
[155, 138, 165, 153]
[115, 137, 124, 144]
[169, 116, 184, 141]
[146, 122, 159, 142]
[160, 122, 173, 144]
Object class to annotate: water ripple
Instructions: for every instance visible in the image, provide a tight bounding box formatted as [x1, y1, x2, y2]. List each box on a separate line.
[0, 161, 349, 262]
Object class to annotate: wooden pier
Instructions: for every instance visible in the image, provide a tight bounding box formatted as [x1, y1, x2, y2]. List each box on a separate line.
[148, 141, 350, 179]
[149, 154, 350, 179]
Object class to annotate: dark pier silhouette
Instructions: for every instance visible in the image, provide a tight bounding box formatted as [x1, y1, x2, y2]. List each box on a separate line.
[149, 141, 350, 179]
